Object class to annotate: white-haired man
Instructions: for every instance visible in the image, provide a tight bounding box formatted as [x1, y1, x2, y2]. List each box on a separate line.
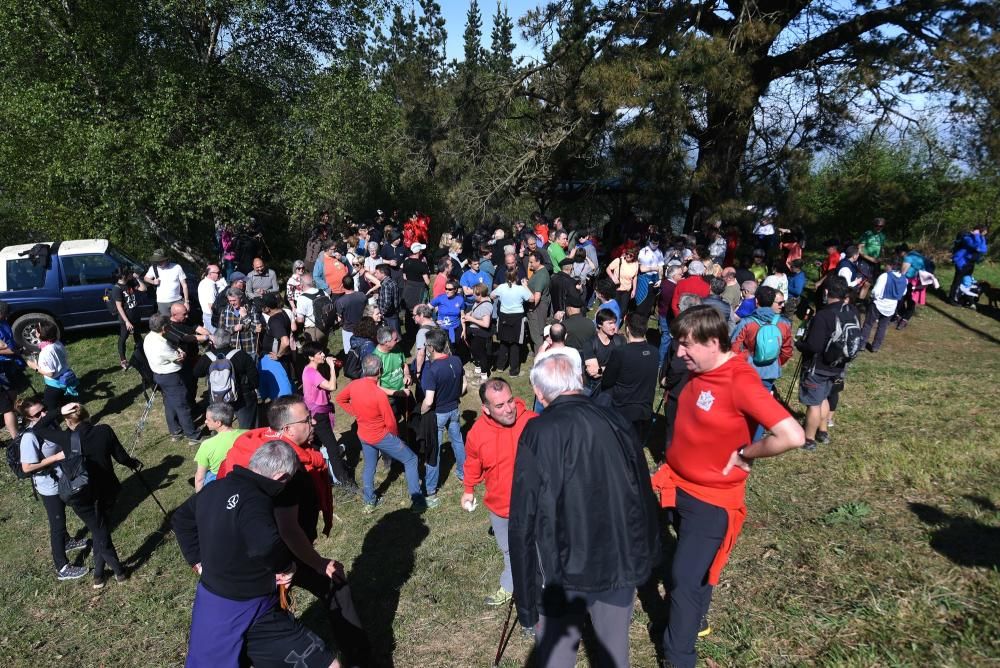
[509, 353, 660, 666]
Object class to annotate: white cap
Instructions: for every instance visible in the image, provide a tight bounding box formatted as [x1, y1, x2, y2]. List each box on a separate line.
[410, 243, 426, 253]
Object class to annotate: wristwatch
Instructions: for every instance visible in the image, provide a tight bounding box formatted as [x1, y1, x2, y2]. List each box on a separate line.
[738, 446, 751, 461]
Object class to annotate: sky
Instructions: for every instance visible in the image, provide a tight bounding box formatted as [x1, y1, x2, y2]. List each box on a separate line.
[437, 0, 543, 64]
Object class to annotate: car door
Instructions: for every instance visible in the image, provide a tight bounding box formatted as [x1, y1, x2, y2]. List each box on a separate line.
[60, 253, 119, 327]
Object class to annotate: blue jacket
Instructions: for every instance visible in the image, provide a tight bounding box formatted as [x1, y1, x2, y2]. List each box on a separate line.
[953, 232, 988, 270]
[312, 257, 328, 291]
[787, 271, 806, 298]
[731, 306, 790, 381]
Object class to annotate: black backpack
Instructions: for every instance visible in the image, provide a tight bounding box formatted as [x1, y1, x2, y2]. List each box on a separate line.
[300, 291, 338, 333]
[57, 431, 90, 503]
[6, 431, 31, 480]
[822, 304, 863, 367]
[343, 348, 364, 380]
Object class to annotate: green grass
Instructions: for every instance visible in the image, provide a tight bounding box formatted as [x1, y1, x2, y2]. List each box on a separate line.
[1, 266, 999, 667]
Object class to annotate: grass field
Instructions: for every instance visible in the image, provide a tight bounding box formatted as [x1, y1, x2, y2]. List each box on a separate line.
[1, 266, 998, 667]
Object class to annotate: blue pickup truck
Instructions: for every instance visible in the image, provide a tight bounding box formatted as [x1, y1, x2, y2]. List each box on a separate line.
[0, 239, 158, 351]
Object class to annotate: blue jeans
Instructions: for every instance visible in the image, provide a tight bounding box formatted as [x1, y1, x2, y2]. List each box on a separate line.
[425, 409, 465, 496]
[752, 379, 776, 442]
[361, 433, 423, 505]
[658, 315, 672, 367]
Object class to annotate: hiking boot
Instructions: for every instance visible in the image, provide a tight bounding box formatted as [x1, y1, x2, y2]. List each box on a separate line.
[57, 564, 88, 581]
[115, 571, 130, 584]
[697, 617, 712, 638]
[93, 573, 106, 589]
[425, 494, 441, 509]
[65, 537, 89, 552]
[362, 498, 381, 515]
[865, 343, 875, 353]
[170, 434, 183, 443]
[816, 431, 830, 445]
[802, 438, 817, 452]
[485, 587, 513, 607]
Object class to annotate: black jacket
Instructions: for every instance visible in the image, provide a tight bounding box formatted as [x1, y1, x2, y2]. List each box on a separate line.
[508, 393, 660, 627]
[173, 466, 294, 601]
[193, 345, 259, 404]
[34, 415, 139, 497]
[796, 300, 858, 376]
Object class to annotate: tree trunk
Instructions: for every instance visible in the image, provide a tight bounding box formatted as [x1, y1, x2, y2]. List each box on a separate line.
[143, 212, 210, 266]
[685, 101, 754, 232]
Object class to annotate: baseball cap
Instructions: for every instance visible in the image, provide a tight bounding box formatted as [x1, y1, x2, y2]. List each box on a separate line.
[410, 243, 426, 253]
[559, 257, 575, 267]
[229, 271, 247, 282]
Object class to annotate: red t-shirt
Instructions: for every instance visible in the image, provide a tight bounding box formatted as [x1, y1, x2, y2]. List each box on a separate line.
[668, 355, 789, 488]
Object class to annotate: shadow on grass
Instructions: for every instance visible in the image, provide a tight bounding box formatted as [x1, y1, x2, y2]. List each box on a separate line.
[110, 454, 184, 532]
[922, 301, 1000, 345]
[636, 508, 679, 665]
[909, 501, 1000, 570]
[348, 508, 429, 668]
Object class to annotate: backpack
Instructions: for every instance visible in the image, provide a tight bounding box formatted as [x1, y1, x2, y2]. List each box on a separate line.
[300, 291, 338, 333]
[6, 431, 31, 480]
[751, 313, 782, 366]
[343, 339, 374, 380]
[206, 350, 240, 403]
[57, 430, 90, 503]
[822, 304, 863, 367]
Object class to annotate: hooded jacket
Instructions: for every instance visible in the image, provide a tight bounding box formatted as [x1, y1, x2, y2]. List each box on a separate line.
[463, 398, 536, 518]
[730, 306, 794, 381]
[173, 465, 293, 600]
[508, 393, 660, 628]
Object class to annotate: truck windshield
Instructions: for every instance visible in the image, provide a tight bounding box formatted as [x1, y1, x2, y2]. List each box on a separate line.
[5, 259, 46, 290]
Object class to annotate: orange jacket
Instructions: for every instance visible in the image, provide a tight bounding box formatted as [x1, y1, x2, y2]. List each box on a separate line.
[462, 399, 537, 518]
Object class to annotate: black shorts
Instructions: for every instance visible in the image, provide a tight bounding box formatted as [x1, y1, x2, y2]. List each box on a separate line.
[0, 388, 13, 413]
[799, 369, 837, 407]
[245, 608, 336, 668]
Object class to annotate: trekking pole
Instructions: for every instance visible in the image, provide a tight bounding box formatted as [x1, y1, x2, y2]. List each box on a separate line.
[640, 385, 669, 453]
[129, 464, 169, 516]
[493, 597, 517, 667]
[783, 354, 803, 407]
[126, 385, 158, 459]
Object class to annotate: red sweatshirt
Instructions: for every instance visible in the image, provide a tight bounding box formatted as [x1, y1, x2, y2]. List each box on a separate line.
[462, 398, 536, 518]
[216, 426, 333, 535]
[335, 377, 398, 444]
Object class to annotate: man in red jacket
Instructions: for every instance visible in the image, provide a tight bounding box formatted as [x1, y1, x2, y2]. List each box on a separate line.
[461, 378, 537, 607]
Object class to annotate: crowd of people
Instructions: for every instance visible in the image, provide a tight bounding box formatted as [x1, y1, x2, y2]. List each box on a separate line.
[0, 208, 990, 667]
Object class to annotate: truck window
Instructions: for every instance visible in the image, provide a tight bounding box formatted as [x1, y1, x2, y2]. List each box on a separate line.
[61, 254, 118, 286]
[5, 259, 46, 290]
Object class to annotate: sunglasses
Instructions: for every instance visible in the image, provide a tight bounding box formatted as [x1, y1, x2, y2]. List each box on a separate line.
[446, 287, 457, 291]
[28, 409, 44, 419]
[775, 301, 786, 306]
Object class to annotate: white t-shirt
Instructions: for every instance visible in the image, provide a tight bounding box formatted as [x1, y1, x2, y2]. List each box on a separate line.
[296, 288, 319, 328]
[533, 346, 583, 377]
[762, 274, 788, 298]
[145, 262, 187, 303]
[37, 342, 69, 377]
[638, 245, 664, 270]
[198, 277, 227, 313]
[872, 271, 903, 316]
[753, 221, 775, 236]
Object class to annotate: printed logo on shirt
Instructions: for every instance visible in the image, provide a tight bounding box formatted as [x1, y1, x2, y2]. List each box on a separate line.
[696, 390, 715, 412]
[226, 494, 240, 510]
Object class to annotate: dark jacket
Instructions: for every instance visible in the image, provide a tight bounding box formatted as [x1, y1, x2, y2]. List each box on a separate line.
[508, 393, 660, 628]
[193, 344, 259, 405]
[34, 415, 139, 498]
[795, 300, 858, 376]
[601, 341, 659, 423]
[173, 465, 294, 601]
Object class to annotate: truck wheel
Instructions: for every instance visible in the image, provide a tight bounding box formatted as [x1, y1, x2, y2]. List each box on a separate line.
[12, 313, 59, 353]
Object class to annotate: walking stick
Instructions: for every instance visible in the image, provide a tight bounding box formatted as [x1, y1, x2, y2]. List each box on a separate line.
[125, 385, 158, 459]
[640, 385, 669, 453]
[129, 464, 169, 517]
[782, 354, 804, 408]
[493, 597, 517, 667]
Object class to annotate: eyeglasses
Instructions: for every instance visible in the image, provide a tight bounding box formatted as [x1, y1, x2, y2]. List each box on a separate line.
[282, 417, 314, 429]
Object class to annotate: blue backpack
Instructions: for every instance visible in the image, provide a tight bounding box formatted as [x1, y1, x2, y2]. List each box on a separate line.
[752, 313, 782, 366]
